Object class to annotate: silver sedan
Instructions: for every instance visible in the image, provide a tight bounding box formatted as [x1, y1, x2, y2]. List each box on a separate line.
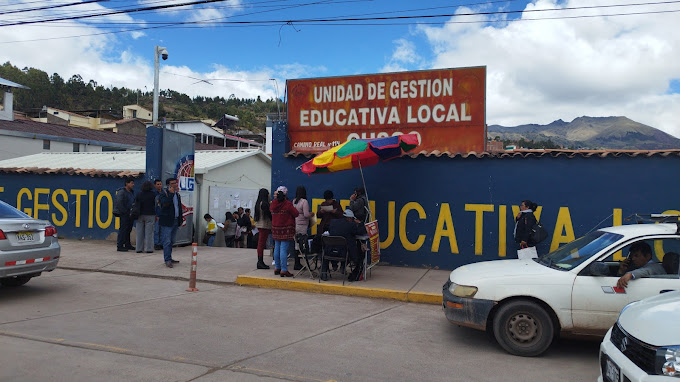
[0, 200, 60, 287]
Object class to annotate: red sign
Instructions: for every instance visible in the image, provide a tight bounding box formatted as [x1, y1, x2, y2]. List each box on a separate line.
[286, 67, 486, 154]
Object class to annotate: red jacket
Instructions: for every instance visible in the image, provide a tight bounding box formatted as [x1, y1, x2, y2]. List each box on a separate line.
[270, 198, 299, 240]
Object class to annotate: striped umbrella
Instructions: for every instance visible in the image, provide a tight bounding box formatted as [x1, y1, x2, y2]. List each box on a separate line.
[300, 133, 419, 175]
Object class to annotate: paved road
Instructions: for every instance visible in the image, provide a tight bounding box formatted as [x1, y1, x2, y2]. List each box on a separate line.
[0, 270, 601, 382]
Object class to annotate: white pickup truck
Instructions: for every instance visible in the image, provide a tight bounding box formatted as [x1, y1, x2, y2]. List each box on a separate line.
[443, 222, 680, 357]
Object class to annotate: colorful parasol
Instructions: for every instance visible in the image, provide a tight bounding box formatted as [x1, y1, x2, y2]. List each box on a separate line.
[300, 133, 419, 175]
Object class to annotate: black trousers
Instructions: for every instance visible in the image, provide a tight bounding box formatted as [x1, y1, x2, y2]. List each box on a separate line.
[117, 215, 133, 248]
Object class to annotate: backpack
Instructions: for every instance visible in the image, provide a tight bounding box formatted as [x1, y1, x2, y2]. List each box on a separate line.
[531, 221, 549, 244]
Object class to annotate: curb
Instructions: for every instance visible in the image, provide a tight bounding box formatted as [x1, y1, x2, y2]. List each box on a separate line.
[235, 275, 442, 305]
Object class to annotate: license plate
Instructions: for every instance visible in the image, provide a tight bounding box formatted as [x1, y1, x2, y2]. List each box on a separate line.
[605, 357, 620, 382]
[16, 232, 35, 242]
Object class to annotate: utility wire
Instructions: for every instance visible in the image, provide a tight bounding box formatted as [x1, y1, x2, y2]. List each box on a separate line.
[0, 0, 230, 27]
[0, 0, 107, 16]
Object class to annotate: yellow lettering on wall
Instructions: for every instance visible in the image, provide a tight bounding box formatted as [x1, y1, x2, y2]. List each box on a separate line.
[310, 198, 323, 235]
[613, 208, 624, 260]
[33, 188, 50, 219]
[549, 207, 576, 252]
[0, 186, 4, 193]
[511, 205, 542, 221]
[51, 189, 68, 226]
[70, 189, 87, 227]
[380, 201, 395, 249]
[96, 191, 113, 229]
[399, 202, 426, 251]
[431, 203, 459, 253]
[465, 204, 494, 255]
[657, 210, 680, 261]
[88, 190, 94, 228]
[498, 205, 507, 257]
[17, 188, 33, 216]
[340, 199, 350, 211]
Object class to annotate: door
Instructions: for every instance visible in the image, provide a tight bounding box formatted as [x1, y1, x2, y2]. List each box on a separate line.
[571, 237, 680, 334]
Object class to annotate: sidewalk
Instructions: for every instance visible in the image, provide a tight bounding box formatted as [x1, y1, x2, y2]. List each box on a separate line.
[57, 239, 447, 305]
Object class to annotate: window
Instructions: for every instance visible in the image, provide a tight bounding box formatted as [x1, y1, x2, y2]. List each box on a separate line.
[73, 143, 80, 152]
[132, 110, 137, 118]
[43, 140, 50, 150]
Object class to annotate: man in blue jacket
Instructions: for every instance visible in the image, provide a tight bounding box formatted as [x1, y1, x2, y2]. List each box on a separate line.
[158, 178, 183, 267]
[113, 177, 135, 252]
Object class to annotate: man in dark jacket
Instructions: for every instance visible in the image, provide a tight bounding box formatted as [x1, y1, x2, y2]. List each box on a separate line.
[113, 177, 135, 252]
[322, 209, 367, 281]
[158, 178, 183, 267]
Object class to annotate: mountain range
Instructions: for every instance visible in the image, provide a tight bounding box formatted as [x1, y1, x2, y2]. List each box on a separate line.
[487, 116, 680, 150]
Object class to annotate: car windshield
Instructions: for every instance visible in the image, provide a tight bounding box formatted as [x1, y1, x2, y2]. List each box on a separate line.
[0, 201, 30, 218]
[536, 231, 623, 271]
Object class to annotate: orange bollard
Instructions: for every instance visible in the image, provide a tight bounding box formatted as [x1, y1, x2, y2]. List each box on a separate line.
[186, 243, 199, 292]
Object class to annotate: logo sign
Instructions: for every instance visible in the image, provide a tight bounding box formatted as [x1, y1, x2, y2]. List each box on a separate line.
[620, 336, 628, 353]
[286, 67, 486, 154]
[175, 154, 195, 192]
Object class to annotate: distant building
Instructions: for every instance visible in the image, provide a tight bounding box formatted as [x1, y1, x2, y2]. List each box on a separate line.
[152, 120, 262, 149]
[486, 140, 504, 153]
[122, 105, 152, 121]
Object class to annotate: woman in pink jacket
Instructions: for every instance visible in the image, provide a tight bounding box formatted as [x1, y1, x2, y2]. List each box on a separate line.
[269, 186, 299, 277]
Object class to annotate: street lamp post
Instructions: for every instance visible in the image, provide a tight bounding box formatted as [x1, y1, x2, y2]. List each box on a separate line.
[269, 78, 281, 120]
[153, 46, 168, 126]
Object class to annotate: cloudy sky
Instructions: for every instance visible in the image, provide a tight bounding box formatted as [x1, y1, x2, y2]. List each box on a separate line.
[1, 0, 679, 137]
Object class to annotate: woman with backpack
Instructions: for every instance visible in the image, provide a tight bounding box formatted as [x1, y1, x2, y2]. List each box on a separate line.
[134, 180, 157, 253]
[222, 211, 238, 248]
[514, 200, 538, 248]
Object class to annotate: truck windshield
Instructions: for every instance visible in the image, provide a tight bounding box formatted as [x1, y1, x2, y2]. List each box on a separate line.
[537, 231, 623, 271]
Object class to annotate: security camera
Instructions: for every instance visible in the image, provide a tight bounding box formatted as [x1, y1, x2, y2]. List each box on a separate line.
[160, 48, 168, 60]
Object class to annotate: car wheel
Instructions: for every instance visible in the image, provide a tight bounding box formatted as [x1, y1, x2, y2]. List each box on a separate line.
[0, 276, 32, 287]
[492, 300, 554, 357]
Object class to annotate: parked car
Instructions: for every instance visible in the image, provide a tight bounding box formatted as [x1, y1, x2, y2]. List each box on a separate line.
[0, 199, 60, 287]
[443, 220, 680, 357]
[599, 290, 680, 381]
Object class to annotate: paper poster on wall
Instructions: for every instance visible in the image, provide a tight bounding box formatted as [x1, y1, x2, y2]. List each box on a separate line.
[213, 198, 219, 209]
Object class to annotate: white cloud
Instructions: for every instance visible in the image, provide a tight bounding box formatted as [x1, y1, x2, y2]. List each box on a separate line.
[416, 0, 680, 137]
[381, 38, 421, 73]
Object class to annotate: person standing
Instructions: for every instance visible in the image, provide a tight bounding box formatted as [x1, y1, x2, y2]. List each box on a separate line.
[254, 188, 272, 269]
[203, 213, 218, 247]
[349, 187, 369, 223]
[113, 177, 135, 252]
[135, 180, 157, 253]
[239, 208, 253, 249]
[153, 179, 163, 250]
[222, 211, 238, 248]
[292, 185, 314, 271]
[514, 200, 538, 249]
[158, 178, 183, 267]
[270, 186, 299, 277]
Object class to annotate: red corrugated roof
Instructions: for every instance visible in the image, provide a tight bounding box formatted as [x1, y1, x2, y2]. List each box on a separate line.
[284, 148, 680, 159]
[0, 167, 142, 178]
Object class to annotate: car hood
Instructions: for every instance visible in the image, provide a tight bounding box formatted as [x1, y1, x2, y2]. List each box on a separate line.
[449, 258, 561, 285]
[618, 291, 680, 346]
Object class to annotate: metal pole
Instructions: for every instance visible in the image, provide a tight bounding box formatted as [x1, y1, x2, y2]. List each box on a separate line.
[153, 46, 160, 126]
[357, 157, 370, 221]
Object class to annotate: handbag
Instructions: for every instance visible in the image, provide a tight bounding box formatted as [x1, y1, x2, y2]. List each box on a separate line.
[517, 246, 538, 259]
[531, 221, 549, 244]
[309, 214, 317, 228]
[202, 232, 210, 245]
[129, 201, 141, 220]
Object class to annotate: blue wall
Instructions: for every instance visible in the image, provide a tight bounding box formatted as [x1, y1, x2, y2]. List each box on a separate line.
[271, 121, 680, 270]
[0, 173, 143, 240]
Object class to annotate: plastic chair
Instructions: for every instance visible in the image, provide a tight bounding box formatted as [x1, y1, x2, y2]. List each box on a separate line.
[294, 233, 319, 279]
[319, 235, 350, 285]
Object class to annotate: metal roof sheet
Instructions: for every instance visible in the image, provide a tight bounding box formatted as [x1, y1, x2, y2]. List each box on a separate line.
[0, 77, 29, 89]
[0, 149, 269, 177]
